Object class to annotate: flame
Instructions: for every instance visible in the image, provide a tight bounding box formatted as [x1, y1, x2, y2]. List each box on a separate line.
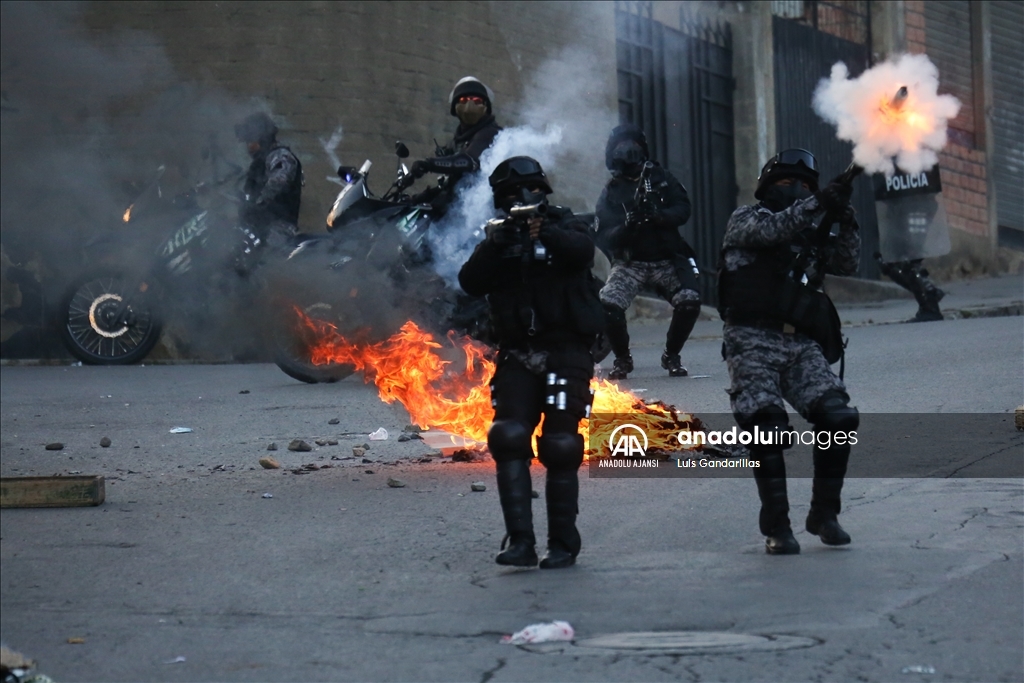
[122, 204, 133, 222]
[297, 311, 703, 455]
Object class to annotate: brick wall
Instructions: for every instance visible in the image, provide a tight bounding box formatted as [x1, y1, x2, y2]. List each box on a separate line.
[905, 0, 990, 239]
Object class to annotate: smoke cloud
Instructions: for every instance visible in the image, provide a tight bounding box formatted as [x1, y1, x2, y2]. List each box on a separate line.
[426, 44, 617, 289]
[812, 53, 961, 176]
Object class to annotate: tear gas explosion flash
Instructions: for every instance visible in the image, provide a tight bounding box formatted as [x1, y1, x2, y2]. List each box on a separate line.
[298, 312, 701, 454]
[813, 53, 961, 176]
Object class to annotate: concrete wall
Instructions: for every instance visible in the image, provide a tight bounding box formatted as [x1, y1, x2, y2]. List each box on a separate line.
[77, 0, 618, 225]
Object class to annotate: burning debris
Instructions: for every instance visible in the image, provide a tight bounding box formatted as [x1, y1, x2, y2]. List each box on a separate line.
[812, 53, 961, 176]
[298, 311, 707, 459]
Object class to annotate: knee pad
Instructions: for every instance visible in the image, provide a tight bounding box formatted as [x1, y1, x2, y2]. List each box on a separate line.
[810, 390, 860, 432]
[487, 419, 532, 462]
[747, 405, 796, 453]
[602, 303, 627, 327]
[670, 296, 701, 315]
[537, 433, 584, 472]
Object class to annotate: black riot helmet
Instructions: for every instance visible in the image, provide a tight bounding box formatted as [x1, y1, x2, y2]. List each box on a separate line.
[489, 156, 553, 209]
[449, 76, 494, 116]
[754, 148, 820, 199]
[235, 112, 278, 145]
[605, 124, 650, 174]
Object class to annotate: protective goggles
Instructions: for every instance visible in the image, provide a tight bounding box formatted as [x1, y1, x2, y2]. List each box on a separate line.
[489, 157, 545, 185]
[457, 95, 486, 105]
[772, 148, 818, 172]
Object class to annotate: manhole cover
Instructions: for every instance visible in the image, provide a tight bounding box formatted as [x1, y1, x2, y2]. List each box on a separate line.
[521, 631, 817, 656]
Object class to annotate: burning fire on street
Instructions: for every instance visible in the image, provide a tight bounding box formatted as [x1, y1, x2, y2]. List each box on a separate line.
[296, 310, 703, 458]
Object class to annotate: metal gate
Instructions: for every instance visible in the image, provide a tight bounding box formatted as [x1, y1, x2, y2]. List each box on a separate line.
[616, 2, 737, 304]
[773, 15, 880, 278]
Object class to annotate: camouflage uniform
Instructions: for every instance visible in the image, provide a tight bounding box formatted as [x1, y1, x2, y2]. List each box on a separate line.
[721, 195, 860, 420]
[720, 191, 862, 554]
[600, 260, 700, 311]
[596, 164, 699, 377]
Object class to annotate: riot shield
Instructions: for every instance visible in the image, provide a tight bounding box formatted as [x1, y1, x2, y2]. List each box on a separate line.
[873, 165, 951, 261]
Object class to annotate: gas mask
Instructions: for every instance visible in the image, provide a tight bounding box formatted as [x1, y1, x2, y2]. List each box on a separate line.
[762, 182, 813, 212]
[610, 140, 646, 177]
[498, 185, 548, 212]
[455, 100, 488, 126]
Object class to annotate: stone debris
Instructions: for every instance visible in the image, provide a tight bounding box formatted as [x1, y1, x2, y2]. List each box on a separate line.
[397, 433, 423, 442]
[259, 457, 281, 469]
[45, 442, 64, 451]
[532, 490, 540, 499]
[365, 469, 375, 474]
[327, 439, 339, 446]
[66, 637, 86, 644]
[288, 439, 313, 452]
[471, 482, 487, 492]
[328, 418, 340, 425]
[100, 437, 111, 448]
[362, 458, 373, 464]
[267, 443, 278, 451]
[352, 446, 366, 457]
[239, 390, 250, 394]
[315, 439, 328, 446]
[403, 424, 423, 433]
[387, 477, 406, 488]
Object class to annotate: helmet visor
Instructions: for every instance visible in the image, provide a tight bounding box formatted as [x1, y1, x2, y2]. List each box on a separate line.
[775, 148, 818, 172]
[489, 157, 544, 186]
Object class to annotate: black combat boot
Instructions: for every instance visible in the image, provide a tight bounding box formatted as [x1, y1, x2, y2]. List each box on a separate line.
[663, 302, 699, 378]
[754, 451, 799, 555]
[806, 444, 852, 546]
[604, 304, 632, 379]
[910, 282, 945, 322]
[540, 469, 581, 569]
[609, 354, 634, 380]
[660, 352, 688, 377]
[495, 459, 538, 567]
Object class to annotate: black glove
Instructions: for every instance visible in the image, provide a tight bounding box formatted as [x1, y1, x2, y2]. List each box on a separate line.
[485, 219, 519, 246]
[625, 209, 655, 230]
[411, 160, 429, 178]
[816, 181, 853, 214]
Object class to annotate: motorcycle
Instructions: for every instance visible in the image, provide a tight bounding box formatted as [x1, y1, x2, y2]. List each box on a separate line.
[272, 142, 491, 383]
[57, 164, 324, 372]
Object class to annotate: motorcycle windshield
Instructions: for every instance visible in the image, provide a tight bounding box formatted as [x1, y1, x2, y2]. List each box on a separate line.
[327, 178, 368, 228]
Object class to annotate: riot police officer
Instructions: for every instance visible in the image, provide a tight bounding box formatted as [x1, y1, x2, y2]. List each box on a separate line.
[459, 156, 605, 569]
[718, 149, 861, 555]
[235, 112, 303, 250]
[408, 76, 502, 214]
[596, 125, 700, 379]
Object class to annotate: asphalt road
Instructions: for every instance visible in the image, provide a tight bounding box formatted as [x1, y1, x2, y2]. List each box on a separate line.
[1, 315, 1022, 682]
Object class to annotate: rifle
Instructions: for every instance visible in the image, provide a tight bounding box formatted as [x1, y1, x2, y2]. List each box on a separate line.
[624, 161, 657, 226]
[485, 201, 550, 261]
[790, 162, 863, 287]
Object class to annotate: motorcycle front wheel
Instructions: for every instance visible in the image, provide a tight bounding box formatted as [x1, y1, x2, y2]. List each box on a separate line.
[271, 302, 355, 384]
[59, 272, 162, 364]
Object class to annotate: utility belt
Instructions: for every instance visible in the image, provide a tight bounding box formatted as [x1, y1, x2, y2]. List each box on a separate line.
[723, 314, 797, 335]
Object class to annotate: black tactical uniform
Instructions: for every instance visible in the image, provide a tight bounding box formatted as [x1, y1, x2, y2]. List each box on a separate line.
[718, 149, 861, 555]
[410, 77, 501, 215]
[459, 157, 605, 569]
[236, 112, 303, 250]
[596, 125, 700, 379]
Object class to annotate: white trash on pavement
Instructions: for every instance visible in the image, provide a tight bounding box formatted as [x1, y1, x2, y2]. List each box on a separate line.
[169, 427, 193, 434]
[368, 427, 388, 441]
[501, 620, 574, 645]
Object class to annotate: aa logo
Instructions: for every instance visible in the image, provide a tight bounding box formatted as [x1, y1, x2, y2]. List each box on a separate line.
[608, 424, 648, 457]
